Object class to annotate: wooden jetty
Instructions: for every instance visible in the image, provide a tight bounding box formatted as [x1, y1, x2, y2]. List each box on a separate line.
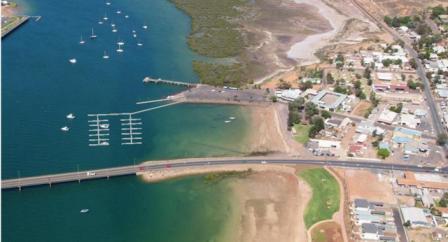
[143, 77, 197, 88]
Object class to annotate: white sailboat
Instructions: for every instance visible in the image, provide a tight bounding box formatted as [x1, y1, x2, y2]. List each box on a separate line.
[125, 15, 129, 19]
[90, 28, 97, 39]
[66, 113, 76, 119]
[98, 20, 103, 24]
[111, 22, 116, 27]
[133, 33, 137, 38]
[103, 13, 109, 21]
[105, 1, 111, 5]
[61, 126, 70, 132]
[116, 10, 122, 14]
[117, 38, 125, 46]
[112, 27, 117, 33]
[137, 41, 143, 46]
[69, 58, 77, 64]
[116, 44, 124, 53]
[103, 51, 110, 59]
[142, 24, 148, 30]
[79, 35, 85, 44]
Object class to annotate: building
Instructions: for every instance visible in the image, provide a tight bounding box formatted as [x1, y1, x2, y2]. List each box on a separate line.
[378, 109, 398, 124]
[397, 172, 448, 190]
[436, 207, 448, 219]
[311, 90, 349, 111]
[400, 207, 431, 228]
[275, 89, 301, 102]
[361, 223, 381, 240]
[392, 127, 422, 146]
[399, 114, 421, 129]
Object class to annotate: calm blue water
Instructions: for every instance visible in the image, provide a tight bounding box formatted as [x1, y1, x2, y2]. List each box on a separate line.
[2, 0, 250, 179]
[2, 175, 236, 242]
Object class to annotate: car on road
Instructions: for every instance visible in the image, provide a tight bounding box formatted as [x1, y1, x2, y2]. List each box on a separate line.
[86, 171, 96, 176]
[261, 161, 267, 164]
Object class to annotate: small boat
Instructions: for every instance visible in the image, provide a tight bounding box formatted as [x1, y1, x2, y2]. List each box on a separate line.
[66, 113, 76, 119]
[103, 51, 110, 59]
[111, 22, 116, 27]
[69, 58, 77, 64]
[100, 124, 109, 129]
[80, 209, 89, 213]
[125, 15, 129, 19]
[101, 141, 109, 145]
[61, 126, 70, 132]
[117, 39, 125, 46]
[132, 30, 136, 33]
[103, 13, 109, 21]
[90, 28, 97, 39]
[137, 41, 143, 46]
[112, 27, 118, 33]
[133, 34, 137, 38]
[98, 20, 103, 25]
[116, 44, 124, 53]
[224, 120, 231, 123]
[105, 1, 111, 5]
[116, 10, 121, 14]
[142, 25, 148, 30]
[79, 35, 85, 44]
[229, 116, 236, 120]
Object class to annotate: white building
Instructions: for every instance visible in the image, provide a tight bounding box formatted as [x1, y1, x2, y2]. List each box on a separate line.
[401, 207, 431, 228]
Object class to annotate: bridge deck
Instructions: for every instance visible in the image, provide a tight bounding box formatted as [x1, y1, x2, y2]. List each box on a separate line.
[2, 159, 444, 190]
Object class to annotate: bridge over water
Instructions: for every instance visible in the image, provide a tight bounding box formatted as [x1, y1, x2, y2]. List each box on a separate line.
[2, 158, 446, 190]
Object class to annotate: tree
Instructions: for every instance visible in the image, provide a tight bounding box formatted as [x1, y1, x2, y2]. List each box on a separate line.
[432, 5, 447, 19]
[407, 80, 418, 90]
[305, 102, 319, 120]
[354, 80, 362, 89]
[370, 91, 379, 107]
[288, 111, 301, 127]
[277, 79, 291, 89]
[271, 95, 277, 102]
[389, 103, 403, 113]
[299, 81, 313, 91]
[321, 110, 331, 119]
[326, 73, 335, 84]
[409, 58, 417, 69]
[382, 59, 393, 67]
[403, 220, 411, 228]
[308, 116, 325, 138]
[377, 148, 390, 159]
[437, 134, 448, 146]
[363, 67, 371, 79]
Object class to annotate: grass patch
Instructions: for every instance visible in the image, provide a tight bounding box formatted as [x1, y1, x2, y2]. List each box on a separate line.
[203, 169, 253, 184]
[293, 124, 311, 144]
[299, 168, 340, 228]
[311, 229, 327, 242]
[192, 61, 250, 87]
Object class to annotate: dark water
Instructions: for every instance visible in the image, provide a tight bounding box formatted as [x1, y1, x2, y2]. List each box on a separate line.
[2, 0, 248, 241]
[2, 0, 249, 179]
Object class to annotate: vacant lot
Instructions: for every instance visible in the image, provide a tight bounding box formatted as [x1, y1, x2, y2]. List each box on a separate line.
[334, 168, 396, 204]
[293, 124, 311, 144]
[311, 221, 343, 242]
[299, 168, 341, 228]
[351, 100, 372, 117]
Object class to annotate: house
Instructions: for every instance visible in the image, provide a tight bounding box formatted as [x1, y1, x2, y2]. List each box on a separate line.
[348, 144, 365, 156]
[354, 199, 370, 212]
[400, 207, 431, 228]
[309, 139, 340, 149]
[392, 127, 422, 146]
[399, 114, 421, 129]
[378, 109, 398, 125]
[356, 120, 376, 135]
[361, 223, 382, 240]
[439, 15, 448, 24]
[311, 90, 349, 111]
[437, 207, 448, 218]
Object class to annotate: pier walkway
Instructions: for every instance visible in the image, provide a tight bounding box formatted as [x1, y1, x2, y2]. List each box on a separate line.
[2, 158, 447, 190]
[143, 77, 197, 88]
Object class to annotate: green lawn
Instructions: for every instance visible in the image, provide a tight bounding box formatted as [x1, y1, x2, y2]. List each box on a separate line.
[299, 168, 340, 228]
[293, 124, 311, 144]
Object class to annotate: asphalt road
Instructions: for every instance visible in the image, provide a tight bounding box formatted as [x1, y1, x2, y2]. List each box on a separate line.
[3, 158, 447, 190]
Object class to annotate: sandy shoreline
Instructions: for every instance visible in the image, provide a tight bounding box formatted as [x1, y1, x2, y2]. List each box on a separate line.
[287, 0, 348, 65]
[140, 164, 312, 242]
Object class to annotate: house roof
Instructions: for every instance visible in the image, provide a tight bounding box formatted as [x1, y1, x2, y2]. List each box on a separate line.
[362, 223, 379, 234]
[354, 199, 369, 208]
[394, 127, 422, 137]
[401, 207, 427, 225]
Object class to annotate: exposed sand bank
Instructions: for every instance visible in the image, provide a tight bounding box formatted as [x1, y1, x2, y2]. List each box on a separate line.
[287, 0, 348, 65]
[139, 164, 312, 242]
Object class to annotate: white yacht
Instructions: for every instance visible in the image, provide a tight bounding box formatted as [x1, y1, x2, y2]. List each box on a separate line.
[133, 34, 137, 38]
[105, 1, 111, 5]
[69, 58, 77, 64]
[132, 30, 136, 33]
[229, 116, 236, 120]
[137, 41, 143, 46]
[101, 141, 109, 145]
[61, 126, 70, 132]
[80, 209, 89, 213]
[142, 25, 148, 30]
[116, 44, 124, 53]
[100, 124, 109, 129]
[103, 13, 109, 21]
[125, 15, 129, 19]
[98, 20, 103, 25]
[111, 22, 116, 28]
[112, 27, 118, 33]
[117, 39, 125, 46]
[116, 10, 121, 14]
[66, 113, 76, 119]
[224, 120, 231, 123]
[79, 35, 85, 45]
[90, 28, 97, 39]
[103, 51, 110, 59]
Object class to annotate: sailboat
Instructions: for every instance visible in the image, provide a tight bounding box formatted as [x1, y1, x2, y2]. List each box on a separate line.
[112, 27, 117, 33]
[116, 44, 124, 53]
[90, 28, 97, 39]
[79, 35, 85, 44]
[69, 58, 77, 64]
[137, 41, 143, 46]
[117, 38, 125, 46]
[142, 24, 148, 30]
[103, 51, 110, 59]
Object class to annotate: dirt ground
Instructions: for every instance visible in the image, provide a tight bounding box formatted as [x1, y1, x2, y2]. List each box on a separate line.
[351, 100, 371, 117]
[334, 168, 396, 204]
[408, 228, 445, 242]
[356, 0, 448, 16]
[311, 221, 344, 242]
